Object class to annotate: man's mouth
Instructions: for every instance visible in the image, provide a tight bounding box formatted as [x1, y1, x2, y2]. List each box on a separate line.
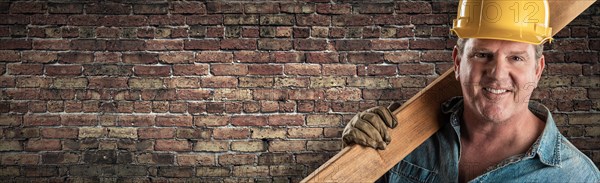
[484, 87, 510, 94]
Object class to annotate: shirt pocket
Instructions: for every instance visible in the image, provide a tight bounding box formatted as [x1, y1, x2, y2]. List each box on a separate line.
[388, 160, 438, 183]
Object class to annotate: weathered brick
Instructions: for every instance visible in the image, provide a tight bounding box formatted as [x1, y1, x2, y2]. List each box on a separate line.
[211, 64, 248, 76]
[41, 128, 78, 139]
[284, 64, 321, 76]
[194, 115, 229, 127]
[232, 165, 269, 177]
[177, 153, 214, 166]
[213, 128, 250, 139]
[268, 140, 305, 152]
[270, 165, 305, 176]
[156, 140, 191, 151]
[258, 39, 293, 51]
[197, 166, 230, 177]
[173, 64, 209, 76]
[201, 76, 237, 88]
[25, 139, 61, 151]
[194, 141, 229, 152]
[158, 166, 194, 177]
[53, 78, 87, 89]
[231, 141, 266, 152]
[0, 115, 22, 126]
[268, 115, 304, 126]
[248, 64, 283, 75]
[347, 78, 389, 88]
[2, 153, 39, 165]
[108, 127, 137, 138]
[221, 39, 257, 50]
[0, 140, 23, 151]
[219, 153, 255, 165]
[155, 115, 192, 127]
[251, 127, 287, 139]
[307, 140, 341, 151]
[347, 52, 385, 64]
[332, 15, 372, 26]
[176, 128, 211, 139]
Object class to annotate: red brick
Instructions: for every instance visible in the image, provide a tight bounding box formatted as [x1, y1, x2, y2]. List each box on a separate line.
[332, 15, 372, 26]
[335, 40, 371, 51]
[281, 3, 315, 13]
[244, 2, 279, 13]
[316, 4, 351, 14]
[95, 52, 121, 63]
[234, 51, 271, 63]
[86, 3, 130, 14]
[398, 64, 435, 75]
[68, 15, 100, 25]
[306, 52, 338, 63]
[25, 139, 61, 151]
[219, 154, 255, 165]
[221, 39, 257, 50]
[271, 52, 303, 63]
[184, 39, 220, 50]
[99, 15, 148, 27]
[22, 51, 58, 63]
[258, 39, 293, 51]
[10, 1, 45, 13]
[372, 40, 409, 50]
[24, 114, 60, 126]
[547, 64, 582, 76]
[410, 39, 446, 50]
[58, 52, 94, 64]
[138, 128, 175, 139]
[31, 14, 68, 25]
[211, 64, 248, 76]
[347, 52, 385, 64]
[396, 1, 432, 13]
[230, 115, 267, 126]
[176, 89, 211, 100]
[70, 39, 106, 51]
[134, 65, 171, 76]
[46, 65, 82, 76]
[553, 39, 588, 51]
[122, 53, 158, 64]
[41, 128, 78, 139]
[194, 115, 229, 127]
[268, 140, 305, 152]
[33, 40, 69, 50]
[213, 128, 250, 139]
[155, 140, 191, 151]
[385, 51, 420, 63]
[322, 64, 356, 76]
[118, 115, 156, 127]
[366, 65, 397, 76]
[173, 64, 209, 76]
[296, 14, 330, 26]
[201, 76, 237, 88]
[247, 65, 283, 75]
[0, 51, 20, 62]
[159, 51, 194, 64]
[0, 14, 28, 24]
[206, 2, 243, 13]
[268, 115, 304, 126]
[61, 115, 97, 126]
[325, 88, 361, 101]
[171, 2, 206, 14]
[178, 154, 214, 166]
[284, 64, 321, 76]
[195, 52, 233, 63]
[146, 39, 183, 51]
[156, 115, 193, 127]
[88, 77, 127, 88]
[411, 14, 447, 25]
[187, 15, 223, 25]
[294, 39, 327, 51]
[0, 39, 31, 50]
[357, 3, 394, 13]
[107, 40, 145, 51]
[7, 64, 43, 75]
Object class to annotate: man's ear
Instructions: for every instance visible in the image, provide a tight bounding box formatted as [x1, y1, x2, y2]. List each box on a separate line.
[535, 55, 545, 81]
[452, 46, 461, 81]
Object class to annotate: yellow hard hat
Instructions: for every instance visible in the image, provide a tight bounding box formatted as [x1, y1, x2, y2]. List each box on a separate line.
[451, 0, 553, 45]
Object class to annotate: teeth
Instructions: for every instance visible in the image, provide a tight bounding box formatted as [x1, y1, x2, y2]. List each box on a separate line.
[485, 88, 507, 94]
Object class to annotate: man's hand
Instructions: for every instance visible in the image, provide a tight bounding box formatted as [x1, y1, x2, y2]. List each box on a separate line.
[342, 103, 400, 150]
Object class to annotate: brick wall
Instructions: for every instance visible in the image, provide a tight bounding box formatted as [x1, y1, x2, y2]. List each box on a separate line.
[0, 0, 598, 182]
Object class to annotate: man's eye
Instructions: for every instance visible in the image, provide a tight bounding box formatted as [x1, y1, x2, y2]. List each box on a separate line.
[474, 53, 489, 58]
[511, 56, 524, 61]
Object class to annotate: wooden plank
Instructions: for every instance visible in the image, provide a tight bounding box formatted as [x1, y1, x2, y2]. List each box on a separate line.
[301, 1, 595, 182]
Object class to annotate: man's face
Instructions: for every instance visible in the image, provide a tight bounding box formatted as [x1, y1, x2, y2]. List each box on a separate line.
[453, 39, 545, 123]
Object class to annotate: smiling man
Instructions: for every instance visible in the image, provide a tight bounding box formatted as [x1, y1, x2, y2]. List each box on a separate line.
[341, 0, 600, 182]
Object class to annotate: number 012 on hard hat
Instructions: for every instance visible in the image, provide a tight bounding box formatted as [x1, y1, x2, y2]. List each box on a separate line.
[451, 0, 553, 45]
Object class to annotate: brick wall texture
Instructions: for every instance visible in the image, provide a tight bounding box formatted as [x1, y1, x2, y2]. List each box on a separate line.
[0, 0, 599, 182]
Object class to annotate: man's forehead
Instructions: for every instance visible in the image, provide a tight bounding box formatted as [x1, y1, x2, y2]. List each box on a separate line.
[465, 38, 536, 53]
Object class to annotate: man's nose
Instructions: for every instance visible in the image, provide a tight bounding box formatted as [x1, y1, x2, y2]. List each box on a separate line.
[487, 56, 509, 79]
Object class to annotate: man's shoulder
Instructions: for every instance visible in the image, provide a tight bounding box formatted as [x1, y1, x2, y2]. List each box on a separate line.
[555, 136, 600, 180]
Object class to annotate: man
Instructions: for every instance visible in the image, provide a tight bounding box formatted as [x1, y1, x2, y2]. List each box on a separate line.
[342, 0, 600, 182]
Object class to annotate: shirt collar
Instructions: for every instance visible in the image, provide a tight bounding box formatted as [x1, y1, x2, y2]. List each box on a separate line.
[528, 100, 561, 167]
[442, 97, 562, 167]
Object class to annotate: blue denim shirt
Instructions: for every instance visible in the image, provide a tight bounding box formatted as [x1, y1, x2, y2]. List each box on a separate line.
[377, 97, 600, 183]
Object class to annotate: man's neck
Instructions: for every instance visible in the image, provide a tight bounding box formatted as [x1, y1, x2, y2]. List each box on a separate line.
[460, 108, 544, 149]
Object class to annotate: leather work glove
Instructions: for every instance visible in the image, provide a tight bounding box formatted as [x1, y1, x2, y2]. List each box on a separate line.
[342, 103, 401, 150]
